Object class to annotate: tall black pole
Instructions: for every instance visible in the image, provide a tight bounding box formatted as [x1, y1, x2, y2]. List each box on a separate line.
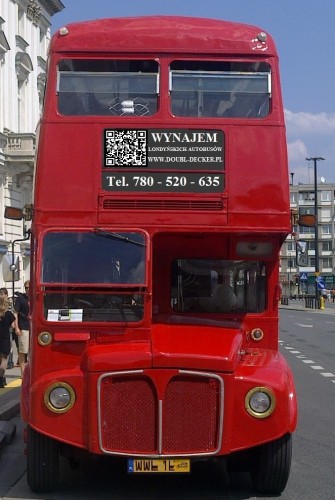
[306, 157, 325, 305]
[11, 230, 31, 304]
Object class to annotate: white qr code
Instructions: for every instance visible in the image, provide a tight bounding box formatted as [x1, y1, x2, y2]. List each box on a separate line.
[105, 130, 147, 167]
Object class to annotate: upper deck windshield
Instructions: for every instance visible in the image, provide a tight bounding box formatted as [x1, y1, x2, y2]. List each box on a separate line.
[56, 59, 271, 119]
[41, 231, 146, 323]
[170, 61, 271, 118]
[57, 59, 159, 116]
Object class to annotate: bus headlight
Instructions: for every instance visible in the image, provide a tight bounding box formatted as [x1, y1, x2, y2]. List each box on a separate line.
[44, 382, 76, 413]
[245, 387, 275, 418]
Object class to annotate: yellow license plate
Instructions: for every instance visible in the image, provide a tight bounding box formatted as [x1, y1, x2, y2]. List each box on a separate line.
[128, 458, 190, 473]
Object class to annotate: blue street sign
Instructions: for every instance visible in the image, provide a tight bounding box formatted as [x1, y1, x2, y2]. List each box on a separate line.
[317, 276, 325, 290]
[300, 272, 308, 281]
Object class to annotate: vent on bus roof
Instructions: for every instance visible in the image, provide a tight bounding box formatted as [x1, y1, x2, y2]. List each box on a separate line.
[102, 199, 224, 211]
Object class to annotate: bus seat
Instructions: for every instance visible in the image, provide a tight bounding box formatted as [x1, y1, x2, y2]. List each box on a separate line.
[212, 284, 237, 312]
[198, 284, 237, 312]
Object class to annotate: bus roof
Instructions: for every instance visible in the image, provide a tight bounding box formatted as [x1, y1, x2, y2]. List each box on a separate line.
[50, 16, 277, 56]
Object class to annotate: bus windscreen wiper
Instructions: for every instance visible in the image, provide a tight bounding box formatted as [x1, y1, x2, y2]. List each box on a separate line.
[94, 228, 146, 247]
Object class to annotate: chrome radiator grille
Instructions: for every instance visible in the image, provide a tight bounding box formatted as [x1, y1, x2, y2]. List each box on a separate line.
[98, 370, 223, 456]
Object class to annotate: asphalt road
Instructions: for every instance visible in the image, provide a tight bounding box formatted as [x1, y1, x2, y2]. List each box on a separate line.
[1, 305, 334, 499]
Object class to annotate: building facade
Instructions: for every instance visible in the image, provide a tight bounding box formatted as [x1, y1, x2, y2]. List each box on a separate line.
[280, 181, 335, 296]
[0, 0, 63, 298]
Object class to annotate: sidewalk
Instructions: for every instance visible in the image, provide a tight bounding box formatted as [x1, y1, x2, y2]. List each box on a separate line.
[0, 353, 21, 453]
[279, 297, 335, 314]
[0, 363, 21, 420]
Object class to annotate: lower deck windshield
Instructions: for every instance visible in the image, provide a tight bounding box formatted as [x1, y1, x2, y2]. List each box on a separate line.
[40, 232, 267, 323]
[171, 259, 266, 314]
[41, 231, 146, 323]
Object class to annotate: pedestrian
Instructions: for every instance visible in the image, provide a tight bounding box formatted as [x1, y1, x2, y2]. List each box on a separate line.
[14, 280, 30, 376]
[0, 294, 16, 388]
[0, 287, 19, 368]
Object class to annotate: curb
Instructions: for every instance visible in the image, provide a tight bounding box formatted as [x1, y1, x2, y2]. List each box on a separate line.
[0, 419, 17, 452]
[0, 387, 21, 421]
[0, 388, 20, 455]
[279, 304, 335, 313]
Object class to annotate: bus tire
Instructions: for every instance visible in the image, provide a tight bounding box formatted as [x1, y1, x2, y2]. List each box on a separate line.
[250, 433, 292, 495]
[27, 426, 60, 493]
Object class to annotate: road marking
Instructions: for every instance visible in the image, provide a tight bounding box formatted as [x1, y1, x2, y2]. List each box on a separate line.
[281, 343, 335, 385]
[295, 323, 313, 328]
[6, 379, 22, 388]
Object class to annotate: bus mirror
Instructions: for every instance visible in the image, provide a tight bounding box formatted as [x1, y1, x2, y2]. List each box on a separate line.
[4, 206, 23, 220]
[4, 204, 33, 221]
[298, 214, 316, 227]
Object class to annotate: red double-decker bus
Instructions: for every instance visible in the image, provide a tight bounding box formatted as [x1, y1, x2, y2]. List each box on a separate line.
[14, 16, 297, 494]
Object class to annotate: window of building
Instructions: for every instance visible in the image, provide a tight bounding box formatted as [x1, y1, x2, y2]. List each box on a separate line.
[299, 206, 315, 216]
[17, 79, 26, 132]
[290, 192, 297, 203]
[287, 256, 295, 269]
[299, 225, 315, 234]
[322, 258, 332, 268]
[39, 28, 47, 56]
[16, 52, 33, 131]
[321, 190, 331, 202]
[322, 225, 332, 234]
[322, 241, 332, 251]
[299, 191, 315, 202]
[321, 208, 331, 220]
[18, 6, 25, 38]
[287, 241, 295, 251]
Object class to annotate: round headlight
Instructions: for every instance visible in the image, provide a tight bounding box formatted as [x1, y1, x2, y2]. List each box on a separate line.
[245, 387, 275, 418]
[44, 382, 76, 413]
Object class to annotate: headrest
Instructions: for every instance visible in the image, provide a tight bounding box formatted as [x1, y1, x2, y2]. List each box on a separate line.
[212, 284, 237, 312]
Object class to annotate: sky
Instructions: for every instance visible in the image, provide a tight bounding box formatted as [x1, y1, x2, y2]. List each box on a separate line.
[52, 0, 335, 184]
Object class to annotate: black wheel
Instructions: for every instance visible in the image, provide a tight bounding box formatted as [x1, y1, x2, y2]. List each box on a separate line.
[27, 426, 60, 493]
[250, 433, 292, 495]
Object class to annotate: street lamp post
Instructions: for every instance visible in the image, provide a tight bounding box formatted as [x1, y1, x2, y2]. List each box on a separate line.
[287, 252, 292, 297]
[306, 156, 325, 305]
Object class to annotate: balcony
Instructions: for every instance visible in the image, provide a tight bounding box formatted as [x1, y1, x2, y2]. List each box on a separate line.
[3, 132, 35, 179]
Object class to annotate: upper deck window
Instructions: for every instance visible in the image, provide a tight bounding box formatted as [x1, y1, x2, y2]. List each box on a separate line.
[57, 59, 159, 116]
[170, 61, 271, 118]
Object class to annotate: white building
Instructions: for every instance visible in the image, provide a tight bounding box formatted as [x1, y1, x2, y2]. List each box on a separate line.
[281, 181, 335, 297]
[0, 0, 63, 298]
